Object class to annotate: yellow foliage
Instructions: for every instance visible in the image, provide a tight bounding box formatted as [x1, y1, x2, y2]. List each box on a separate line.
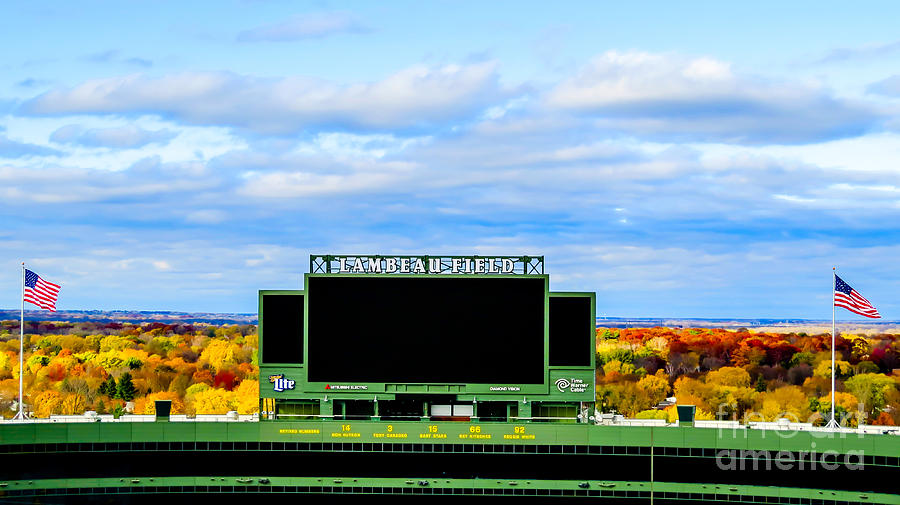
[190, 388, 236, 414]
[603, 360, 635, 375]
[695, 408, 715, 420]
[756, 386, 810, 422]
[144, 354, 163, 368]
[635, 409, 667, 420]
[134, 391, 184, 415]
[0, 379, 17, 402]
[73, 351, 97, 363]
[673, 377, 715, 410]
[636, 372, 670, 405]
[48, 354, 77, 373]
[99, 335, 133, 352]
[59, 394, 87, 415]
[849, 335, 870, 358]
[666, 406, 678, 423]
[664, 405, 716, 422]
[200, 339, 237, 372]
[0, 351, 12, 372]
[84, 334, 104, 351]
[26, 354, 49, 374]
[119, 348, 149, 363]
[95, 351, 125, 370]
[234, 380, 259, 414]
[818, 391, 860, 414]
[813, 360, 852, 379]
[32, 390, 63, 418]
[185, 383, 211, 397]
[662, 405, 716, 422]
[132, 378, 148, 395]
[705, 367, 751, 388]
[645, 336, 669, 357]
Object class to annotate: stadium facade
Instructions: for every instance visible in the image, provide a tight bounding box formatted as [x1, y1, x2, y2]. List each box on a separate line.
[0, 254, 898, 504]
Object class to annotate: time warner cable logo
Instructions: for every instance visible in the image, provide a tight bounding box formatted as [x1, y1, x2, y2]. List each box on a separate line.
[269, 374, 295, 392]
[555, 378, 587, 393]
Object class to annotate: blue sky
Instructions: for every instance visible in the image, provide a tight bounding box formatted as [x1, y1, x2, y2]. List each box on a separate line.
[3, 1, 900, 317]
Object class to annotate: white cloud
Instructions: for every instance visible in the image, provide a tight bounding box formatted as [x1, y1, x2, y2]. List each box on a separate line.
[815, 40, 900, 64]
[0, 134, 59, 158]
[152, 260, 172, 271]
[22, 63, 503, 133]
[239, 159, 419, 198]
[548, 51, 738, 106]
[546, 51, 881, 144]
[868, 75, 900, 96]
[50, 124, 177, 148]
[0, 157, 221, 204]
[237, 11, 369, 42]
[185, 210, 227, 224]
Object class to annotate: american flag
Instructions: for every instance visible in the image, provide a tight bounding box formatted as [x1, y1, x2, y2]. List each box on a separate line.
[834, 274, 880, 319]
[24, 269, 60, 311]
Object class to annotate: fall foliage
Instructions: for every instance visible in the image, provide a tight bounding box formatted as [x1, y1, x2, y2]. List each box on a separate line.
[4, 319, 900, 426]
[0, 320, 258, 418]
[595, 327, 900, 425]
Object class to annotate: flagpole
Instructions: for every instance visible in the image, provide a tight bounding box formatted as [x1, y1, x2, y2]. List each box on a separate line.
[829, 267, 837, 429]
[16, 262, 25, 421]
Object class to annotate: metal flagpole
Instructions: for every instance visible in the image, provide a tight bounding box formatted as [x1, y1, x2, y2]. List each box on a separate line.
[15, 262, 25, 420]
[827, 267, 837, 429]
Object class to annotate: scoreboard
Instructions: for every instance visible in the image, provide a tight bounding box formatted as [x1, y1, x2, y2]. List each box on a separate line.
[259, 255, 595, 412]
[306, 276, 546, 385]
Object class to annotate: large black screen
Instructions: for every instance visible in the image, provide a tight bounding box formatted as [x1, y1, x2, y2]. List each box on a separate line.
[549, 295, 593, 367]
[261, 294, 304, 364]
[306, 276, 546, 384]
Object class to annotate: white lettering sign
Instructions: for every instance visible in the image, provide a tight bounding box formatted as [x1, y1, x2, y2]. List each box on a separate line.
[269, 374, 296, 392]
[331, 257, 519, 275]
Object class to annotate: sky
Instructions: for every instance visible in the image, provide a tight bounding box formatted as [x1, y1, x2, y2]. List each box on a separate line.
[2, 1, 900, 318]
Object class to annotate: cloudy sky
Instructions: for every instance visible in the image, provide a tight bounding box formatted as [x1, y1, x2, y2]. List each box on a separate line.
[3, 1, 900, 318]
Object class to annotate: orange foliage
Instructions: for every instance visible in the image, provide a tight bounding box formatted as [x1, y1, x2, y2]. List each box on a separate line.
[133, 391, 185, 415]
[32, 390, 63, 418]
[192, 369, 214, 386]
[0, 320, 258, 420]
[873, 411, 895, 426]
[46, 362, 67, 382]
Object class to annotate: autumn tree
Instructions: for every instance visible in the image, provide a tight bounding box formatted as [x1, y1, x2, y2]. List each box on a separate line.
[59, 394, 87, 415]
[234, 380, 259, 414]
[813, 360, 853, 379]
[816, 391, 861, 426]
[32, 390, 62, 418]
[134, 391, 184, 415]
[706, 367, 751, 388]
[200, 339, 237, 372]
[189, 387, 236, 415]
[636, 371, 670, 407]
[844, 373, 896, 420]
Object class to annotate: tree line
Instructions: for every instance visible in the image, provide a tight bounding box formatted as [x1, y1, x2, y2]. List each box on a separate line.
[0, 321, 258, 418]
[595, 327, 900, 425]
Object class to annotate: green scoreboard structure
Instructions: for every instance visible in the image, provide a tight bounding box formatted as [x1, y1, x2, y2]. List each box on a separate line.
[258, 255, 596, 423]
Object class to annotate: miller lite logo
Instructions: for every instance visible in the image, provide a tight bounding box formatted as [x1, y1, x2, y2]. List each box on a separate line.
[269, 374, 296, 392]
